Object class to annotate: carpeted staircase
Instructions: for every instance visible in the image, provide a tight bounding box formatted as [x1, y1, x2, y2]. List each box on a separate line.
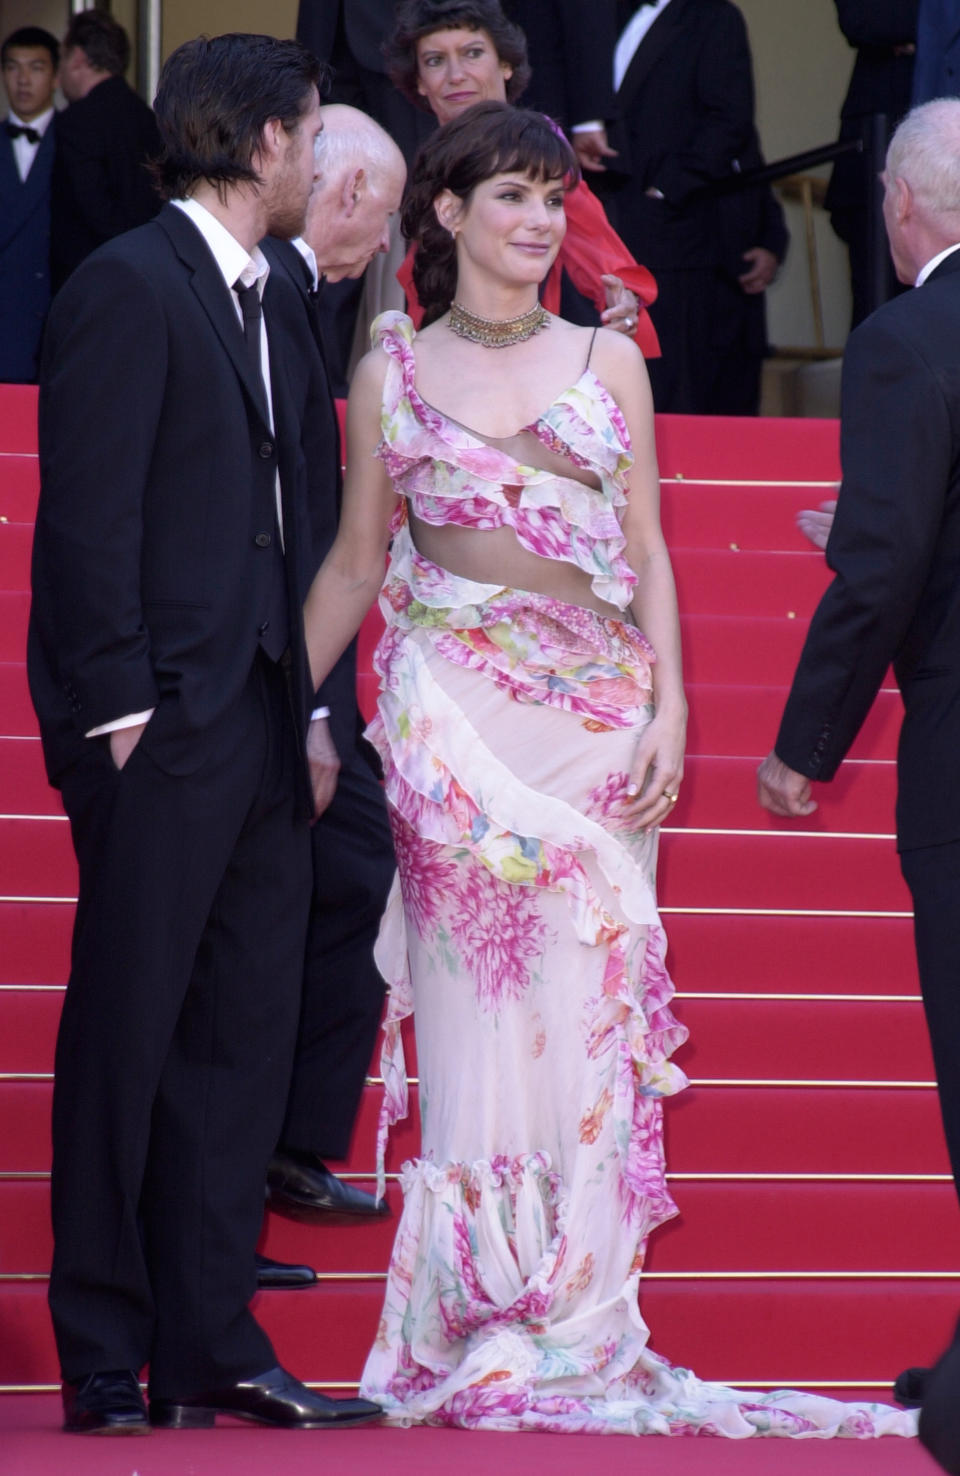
[1, 388, 957, 1399]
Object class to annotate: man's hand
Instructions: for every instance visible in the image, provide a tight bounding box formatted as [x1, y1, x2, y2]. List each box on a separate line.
[109, 721, 148, 771]
[600, 274, 640, 336]
[738, 246, 779, 295]
[307, 715, 340, 820]
[796, 498, 837, 552]
[757, 751, 818, 817]
[572, 125, 618, 173]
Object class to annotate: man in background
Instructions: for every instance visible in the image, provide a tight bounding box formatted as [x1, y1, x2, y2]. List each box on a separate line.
[757, 99, 960, 1458]
[262, 105, 404, 1242]
[51, 9, 160, 291]
[0, 26, 58, 382]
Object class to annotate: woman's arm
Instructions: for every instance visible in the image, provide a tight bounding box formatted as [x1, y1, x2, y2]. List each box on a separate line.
[594, 330, 686, 829]
[303, 348, 397, 696]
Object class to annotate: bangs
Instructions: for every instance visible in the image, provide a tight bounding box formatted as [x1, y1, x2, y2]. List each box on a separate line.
[469, 109, 580, 190]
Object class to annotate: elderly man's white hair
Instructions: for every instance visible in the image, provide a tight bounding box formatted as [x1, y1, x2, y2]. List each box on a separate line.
[887, 98, 960, 215]
[314, 103, 405, 192]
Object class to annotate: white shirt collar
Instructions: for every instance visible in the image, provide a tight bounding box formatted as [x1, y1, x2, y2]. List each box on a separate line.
[291, 235, 320, 290]
[171, 195, 270, 294]
[8, 105, 56, 137]
[915, 242, 960, 287]
[614, 0, 674, 91]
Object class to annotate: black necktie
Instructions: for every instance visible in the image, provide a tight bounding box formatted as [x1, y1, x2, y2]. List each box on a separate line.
[5, 121, 40, 144]
[234, 278, 266, 395]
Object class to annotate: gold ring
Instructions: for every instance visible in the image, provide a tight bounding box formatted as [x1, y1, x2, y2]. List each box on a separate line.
[663, 790, 678, 802]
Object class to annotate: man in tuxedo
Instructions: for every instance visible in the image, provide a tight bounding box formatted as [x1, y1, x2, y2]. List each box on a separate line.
[28, 33, 380, 1435]
[0, 26, 58, 382]
[261, 105, 404, 1236]
[596, 0, 755, 411]
[757, 98, 960, 1438]
[50, 10, 161, 292]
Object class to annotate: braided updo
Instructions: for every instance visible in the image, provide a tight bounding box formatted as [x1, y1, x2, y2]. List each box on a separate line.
[400, 101, 579, 326]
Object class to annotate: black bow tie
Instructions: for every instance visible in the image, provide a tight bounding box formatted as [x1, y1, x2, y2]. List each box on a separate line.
[6, 121, 41, 144]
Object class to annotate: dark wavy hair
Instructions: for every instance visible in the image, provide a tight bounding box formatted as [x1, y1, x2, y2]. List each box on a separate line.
[151, 34, 326, 202]
[385, 0, 531, 112]
[402, 101, 578, 326]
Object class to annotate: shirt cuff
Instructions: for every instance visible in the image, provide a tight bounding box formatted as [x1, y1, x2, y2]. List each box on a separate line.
[571, 120, 604, 133]
[310, 706, 331, 722]
[86, 708, 155, 738]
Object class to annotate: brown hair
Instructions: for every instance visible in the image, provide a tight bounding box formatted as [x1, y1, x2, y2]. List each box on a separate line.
[401, 101, 578, 325]
[151, 33, 326, 202]
[385, 0, 531, 112]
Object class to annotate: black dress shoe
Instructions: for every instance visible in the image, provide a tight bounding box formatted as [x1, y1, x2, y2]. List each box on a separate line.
[149, 1364, 382, 1429]
[255, 1251, 318, 1289]
[893, 1363, 929, 1408]
[62, 1370, 149, 1434]
[266, 1150, 389, 1221]
[921, 1319, 960, 1474]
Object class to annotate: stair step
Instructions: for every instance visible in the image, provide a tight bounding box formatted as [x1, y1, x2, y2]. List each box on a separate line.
[655, 412, 840, 482]
[0, 904, 72, 984]
[665, 912, 918, 997]
[673, 549, 830, 616]
[660, 485, 839, 553]
[658, 831, 911, 913]
[2, 1080, 949, 1177]
[0, 738, 59, 815]
[0, 455, 39, 523]
[685, 683, 900, 762]
[0, 1277, 950, 1387]
[0, 593, 28, 662]
[0, 522, 31, 588]
[3, 1176, 957, 1276]
[670, 754, 896, 833]
[0, 989, 932, 1082]
[0, 819, 911, 913]
[0, 665, 36, 738]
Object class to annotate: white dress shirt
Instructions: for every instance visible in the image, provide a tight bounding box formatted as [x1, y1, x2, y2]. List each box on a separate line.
[915, 242, 960, 287]
[614, 0, 675, 92]
[7, 105, 55, 181]
[88, 197, 281, 739]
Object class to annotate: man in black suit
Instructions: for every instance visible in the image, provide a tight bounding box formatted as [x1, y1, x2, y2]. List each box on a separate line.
[50, 10, 161, 291]
[28, 33, 380, 1436]
[596, 0, 755, 412]
[261, 105, 405, 1234]
[0, 25, 58, 382]
[503, 1, 619, 170]
[757, 98, 960, 1444]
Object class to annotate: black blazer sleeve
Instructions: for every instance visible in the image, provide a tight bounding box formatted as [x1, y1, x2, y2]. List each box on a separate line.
[834, 0, 919, 49]
[775, 307, 951, 781]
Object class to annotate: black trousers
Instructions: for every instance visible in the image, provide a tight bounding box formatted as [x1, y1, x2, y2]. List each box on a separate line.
[644, 267, 719, 415]
[49, 654, 312, 1396]
[280, 745, 395, 1161]
[901, 839, 960, 1213]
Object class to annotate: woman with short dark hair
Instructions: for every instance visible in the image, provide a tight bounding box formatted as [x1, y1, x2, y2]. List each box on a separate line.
[388, 0, 661, 355]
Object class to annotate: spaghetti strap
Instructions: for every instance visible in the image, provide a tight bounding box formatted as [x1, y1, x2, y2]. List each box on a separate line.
[585, 327, 599, 371]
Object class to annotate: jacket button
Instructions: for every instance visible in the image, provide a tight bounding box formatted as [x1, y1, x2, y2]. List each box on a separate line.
[258, 441, 274, 459]
[254, 532, 272, 548]
[258, 620, 270, 636]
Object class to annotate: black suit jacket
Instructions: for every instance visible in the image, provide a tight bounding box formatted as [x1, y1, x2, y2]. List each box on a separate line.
[262, 235, 363, 766]
[50, 74, 162, 291]
[775, 249, 960, 851]
[0, 119, 55, 382]
[505, 1, 618, 128]
[599, 0, 755, 269]
[29, 204, 317, 794]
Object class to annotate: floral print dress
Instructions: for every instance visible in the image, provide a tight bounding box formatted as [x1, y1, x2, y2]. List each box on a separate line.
[358, 313, 915, 1440]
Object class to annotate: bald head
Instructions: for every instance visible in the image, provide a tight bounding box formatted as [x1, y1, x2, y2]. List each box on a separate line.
[304, 104, 406, 281]
[882, 99, 960, 284]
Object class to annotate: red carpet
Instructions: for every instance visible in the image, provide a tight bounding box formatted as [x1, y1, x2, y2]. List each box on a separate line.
[0, 1396, 940, 1476]
[1, 389, 954, 1466]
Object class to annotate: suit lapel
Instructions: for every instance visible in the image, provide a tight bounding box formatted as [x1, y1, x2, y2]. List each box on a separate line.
[0, 125, 54, 253]
[616, 0, 690, 110]
[156, 203, 271, 432]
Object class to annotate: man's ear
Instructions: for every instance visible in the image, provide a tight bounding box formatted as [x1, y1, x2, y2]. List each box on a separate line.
[258, 117, 286, 168]
[433, 188, 462, 236]
[341, 165, 366, 214]
[894, 174, 913, 224]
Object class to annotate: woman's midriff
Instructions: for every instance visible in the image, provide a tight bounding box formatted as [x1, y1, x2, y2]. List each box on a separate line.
[408, 511, 627, 621]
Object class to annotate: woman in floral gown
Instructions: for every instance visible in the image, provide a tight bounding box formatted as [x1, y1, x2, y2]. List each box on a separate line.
[302, 102, 915, 1440]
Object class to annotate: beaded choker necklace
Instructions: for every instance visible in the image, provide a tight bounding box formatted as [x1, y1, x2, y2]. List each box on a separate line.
[448, 299, 551, 348]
